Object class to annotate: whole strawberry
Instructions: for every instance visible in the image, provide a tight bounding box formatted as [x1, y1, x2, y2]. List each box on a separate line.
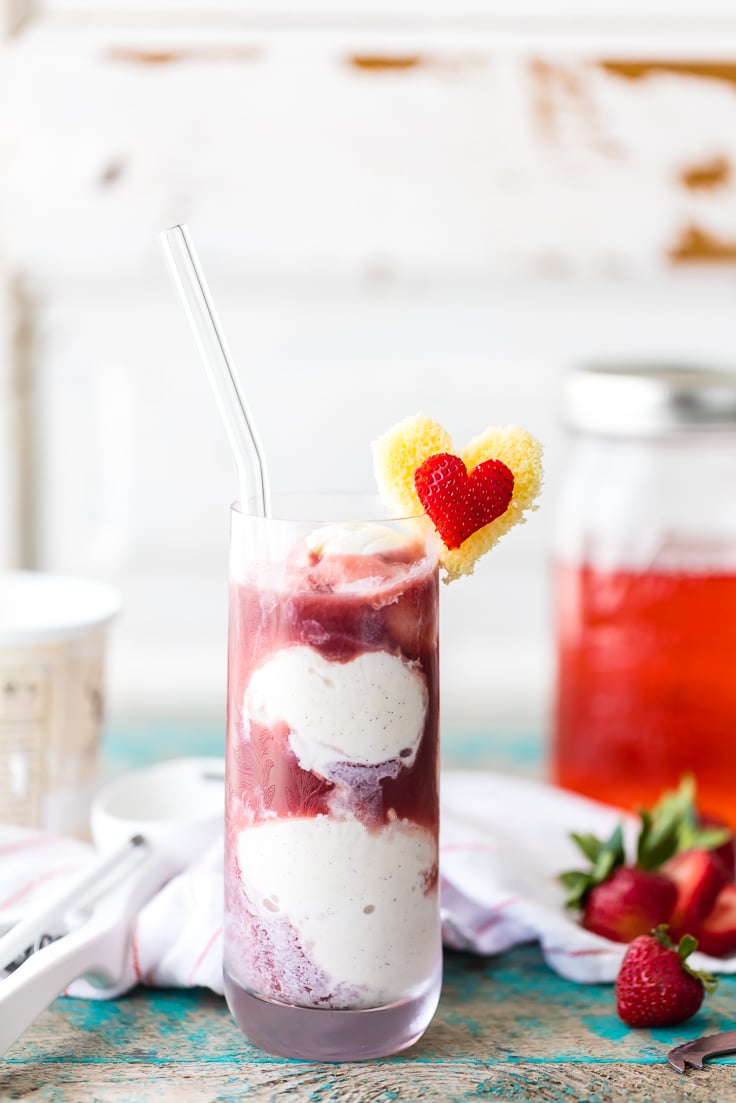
[581, 866, 675, 943]
[558, 825, 676, 942]
[616, 926, 718, 1028]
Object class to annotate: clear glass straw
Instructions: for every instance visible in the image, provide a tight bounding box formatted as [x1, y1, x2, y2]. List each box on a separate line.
[160, 224, 270, 517]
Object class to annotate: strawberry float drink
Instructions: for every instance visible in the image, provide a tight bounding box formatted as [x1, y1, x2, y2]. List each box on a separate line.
[224, 498, 441, 1060]
[224, 419, 542, 1061]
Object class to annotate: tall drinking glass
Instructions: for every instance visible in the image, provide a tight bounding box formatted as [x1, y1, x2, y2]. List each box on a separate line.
[223, 494, 441, 1060]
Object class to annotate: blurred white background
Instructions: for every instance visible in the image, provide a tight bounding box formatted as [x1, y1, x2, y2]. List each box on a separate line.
[2, 1, 736, 740]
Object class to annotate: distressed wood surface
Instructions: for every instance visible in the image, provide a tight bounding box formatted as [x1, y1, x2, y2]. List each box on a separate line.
[3, 725, 736, 1101]
[3, 946, 736, 1101]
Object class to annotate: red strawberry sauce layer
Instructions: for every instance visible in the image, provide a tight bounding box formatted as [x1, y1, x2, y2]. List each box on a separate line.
[226, 545, 440, 834]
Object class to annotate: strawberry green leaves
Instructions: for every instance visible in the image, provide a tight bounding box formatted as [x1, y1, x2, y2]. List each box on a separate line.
[636, 777, 730, 872]
[560, 776, 730, 912]
[560, 825, 625, 909]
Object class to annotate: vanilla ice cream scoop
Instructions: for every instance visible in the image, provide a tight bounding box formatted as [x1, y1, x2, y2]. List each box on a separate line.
[305, 522, 416, 558]
[244, 646, 427, 775]
[237, 816, 438, 1005]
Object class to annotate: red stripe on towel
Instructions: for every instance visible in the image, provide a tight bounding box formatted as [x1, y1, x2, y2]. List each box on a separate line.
[130, 919, 142, 982]
[0, 835, 66, 859]
[473, 898, 518, 936]
[186, 927, 222, 986]
[546, 946, 618, 958]
[0, 864, 80, 910]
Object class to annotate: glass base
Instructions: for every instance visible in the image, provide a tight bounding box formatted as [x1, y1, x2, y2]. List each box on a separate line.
[223, 965, 442, 1061]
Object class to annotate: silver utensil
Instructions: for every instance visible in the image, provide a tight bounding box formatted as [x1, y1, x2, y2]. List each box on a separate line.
[668, 1029, 736, 1073]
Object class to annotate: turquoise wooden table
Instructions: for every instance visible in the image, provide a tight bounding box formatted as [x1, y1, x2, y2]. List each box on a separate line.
[2, 723, 736, 1103]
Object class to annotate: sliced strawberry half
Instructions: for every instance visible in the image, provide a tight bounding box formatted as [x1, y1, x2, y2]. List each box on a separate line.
[700, 815, 736, 882]
[581, 867, 677, 944]
[664, 848, 727, 940]
[697, 883, 736, 958]
[713, 838, 736, 883]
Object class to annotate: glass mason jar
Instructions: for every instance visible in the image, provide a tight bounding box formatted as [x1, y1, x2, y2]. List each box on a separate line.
[552, 364, 736, 826]
[223, 493, 441, 1061]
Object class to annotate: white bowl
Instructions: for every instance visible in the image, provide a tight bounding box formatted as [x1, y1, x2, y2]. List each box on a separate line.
[91, 758, 225, 866]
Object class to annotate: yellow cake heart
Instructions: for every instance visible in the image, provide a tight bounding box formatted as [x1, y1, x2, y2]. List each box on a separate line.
[372, 414, 543, 582]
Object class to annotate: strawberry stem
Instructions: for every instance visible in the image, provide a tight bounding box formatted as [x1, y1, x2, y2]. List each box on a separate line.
[653, 925, 718, 993]
[677, 934, 698, 962]
[636, 776, 730, 870]
[653, 924, 675, 951]
[560, 824, 625, 908]
[678, 934, 720, 994]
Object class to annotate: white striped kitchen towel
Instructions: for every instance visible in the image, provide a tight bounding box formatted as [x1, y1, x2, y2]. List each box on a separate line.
[2, 771, 735, 997]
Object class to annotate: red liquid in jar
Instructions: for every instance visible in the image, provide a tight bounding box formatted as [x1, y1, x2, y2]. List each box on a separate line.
[553, 563, 736, 826]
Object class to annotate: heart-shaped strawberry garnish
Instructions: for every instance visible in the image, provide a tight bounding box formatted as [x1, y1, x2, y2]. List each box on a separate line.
[372, 414, 542, 581]
[414, 453, 515, 549]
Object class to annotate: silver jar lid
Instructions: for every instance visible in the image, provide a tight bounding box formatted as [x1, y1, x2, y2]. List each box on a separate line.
[566, 364, 736, 435]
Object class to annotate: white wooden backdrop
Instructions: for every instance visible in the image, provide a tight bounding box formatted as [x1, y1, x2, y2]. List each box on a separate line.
[2, 3, 736, 737]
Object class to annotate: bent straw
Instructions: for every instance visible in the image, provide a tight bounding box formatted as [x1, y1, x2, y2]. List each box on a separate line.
[160, 224, 270, 517]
